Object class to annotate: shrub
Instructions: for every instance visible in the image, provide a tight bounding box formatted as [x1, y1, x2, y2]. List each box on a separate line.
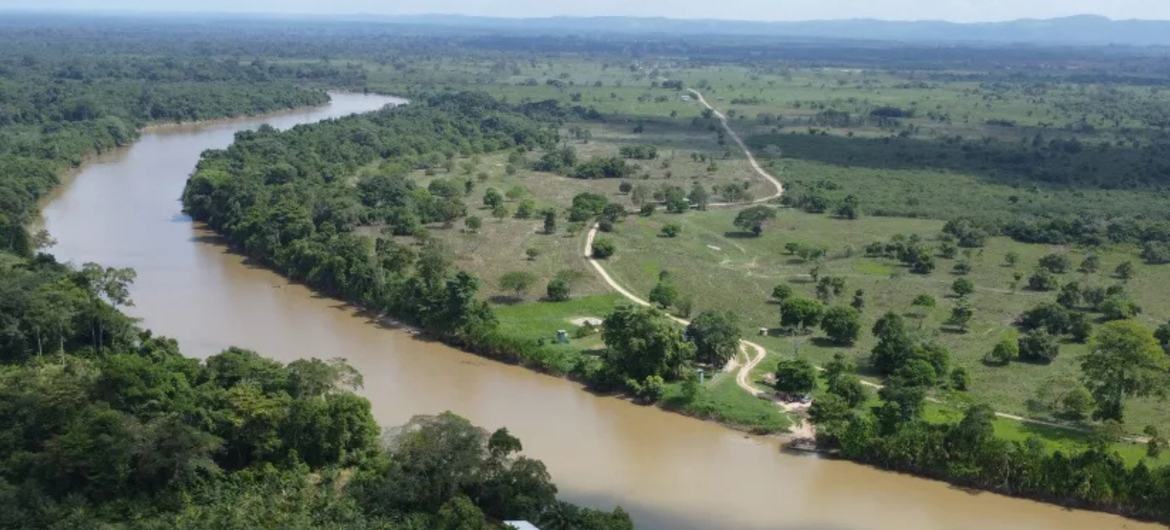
[775, 358, 817, 395]
[1038, 253, 1071, 274]
[1027, 270, 1059, 291]
[546, 278, 571, 301]
[771, 283, 794, 302]
[591, 237, 616, 259]
[660, 223, 681, 237]
[949, 367, 970, 391]
[1018, 331, 1059, 363]
[820, 306, 861, 345]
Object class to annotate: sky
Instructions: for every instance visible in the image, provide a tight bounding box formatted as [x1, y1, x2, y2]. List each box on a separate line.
[3, 0, 1169, 23]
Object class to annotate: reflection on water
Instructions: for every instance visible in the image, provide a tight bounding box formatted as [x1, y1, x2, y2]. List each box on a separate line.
[40, 92, 1157, 530]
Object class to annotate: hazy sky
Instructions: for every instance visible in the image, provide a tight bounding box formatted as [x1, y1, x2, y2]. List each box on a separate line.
[4, 0, 1169, 23]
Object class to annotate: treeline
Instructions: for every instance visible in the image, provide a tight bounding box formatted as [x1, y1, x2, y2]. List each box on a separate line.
[806, 313, 1170, 524]
[534, 145, 638, 180]
[832, 405, 1170, 523]
[183, 92, 567, 365]
[0, 53, 361, 256]
[0, 251, 632, 529]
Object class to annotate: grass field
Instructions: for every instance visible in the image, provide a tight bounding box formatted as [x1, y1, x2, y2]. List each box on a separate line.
[493, 293, 792, 432]
[362, 55, 1170, 447]
[601, 206, 1170, 434]
[358, 117, 768, 302]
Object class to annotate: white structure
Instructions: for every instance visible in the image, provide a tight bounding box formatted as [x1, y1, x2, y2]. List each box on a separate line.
[504, 522, 541, 530]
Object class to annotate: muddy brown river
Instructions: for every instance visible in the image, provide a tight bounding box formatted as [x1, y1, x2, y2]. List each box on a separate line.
[39, 93, 1158, 530]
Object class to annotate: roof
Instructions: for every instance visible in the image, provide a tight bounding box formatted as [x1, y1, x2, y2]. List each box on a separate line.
[504, 522, 541, 530]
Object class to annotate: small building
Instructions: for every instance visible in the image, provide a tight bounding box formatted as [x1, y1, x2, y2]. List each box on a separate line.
[505, 522, 541, 530]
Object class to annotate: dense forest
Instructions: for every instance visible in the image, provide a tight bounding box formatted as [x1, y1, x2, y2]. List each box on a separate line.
[0, 52, 361, 255]
[182, 92, 564, 360]
[181, 91, 715, 399]
[0, 26, 630, 529]
[0, 250, 631, 529]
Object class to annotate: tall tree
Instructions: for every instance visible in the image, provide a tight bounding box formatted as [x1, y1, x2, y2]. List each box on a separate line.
[1081, 320, 1169, 421]
[686, 310, 740, 366]
[602, 305, 695, 381]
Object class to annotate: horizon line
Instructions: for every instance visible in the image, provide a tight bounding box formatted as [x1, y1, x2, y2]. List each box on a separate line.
[1, 8, 1166, 25]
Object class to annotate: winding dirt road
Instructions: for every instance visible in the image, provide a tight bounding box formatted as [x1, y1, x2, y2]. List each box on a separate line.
[584, 89, 1124, 443]
[583, 89, 816, 437]
[687, 88, 785, 207]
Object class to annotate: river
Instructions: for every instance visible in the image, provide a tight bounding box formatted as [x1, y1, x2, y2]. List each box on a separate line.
[39, 92, 1157, 530]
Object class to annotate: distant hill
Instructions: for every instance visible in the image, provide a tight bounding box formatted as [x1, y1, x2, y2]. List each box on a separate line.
[371, 14, 1170, 47]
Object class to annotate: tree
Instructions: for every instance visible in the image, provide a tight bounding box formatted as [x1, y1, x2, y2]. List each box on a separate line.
[630, 184, 650, 206]
[910, 294, 936, 327]
[542, 210, 557, 234]
[1038, 253, 1071, 274]
[1027, 270, 1059, 291]
[951, 278, 974, 298]
[601, 203, 626, 223]
[1017, 302, 1071, 335]
[663, 186, 689, 213]
[851, 289, 865, 311]
[464, 216, 482, 232]
[1079, 254, 1100, 274]
[780, 297, 823, 332]
[985, 338, 1017, 366]
[1057, 282, 1081, 309]
[733, 205, 776, 236]
[1061, 386, 1094, 421]
[1068, 312, 1093, 343]
[1145, 426, 1167, 459]
[1081, 320, 1169, 422]
[1115, 261, 1135, 281]
[875, 377, 926, 431]
[545, 278, 571, 302]
[948, 302, 974, 332]
[871, 312, 914, 375]
[1018, 331, 1059, 363]
[1100, 295, 1140, 321]
[828, 374, 867, 408]
[688, 183, 710, 211]
[515, 200, 536, 219]
[836, 194, 860, 219]
[483, 188, 503, 209]
[491, 204, 509, 221]
[686, 311, 740, 366]
[774, 358, 817, 395]
[591, 237, 615, 259]
[436, 496, 489, 530]
[949, 367, 970, 391]
[498, 271, 536, 299]
[1156, 321, 1170, 353]
[820, 306, 861, 345]
[1004, 251, 1019, 267]
[771, 283, 793, 302]
[602, 305, 695, 381]
[648, 276, 679, 309]
[809, 393, 852, 434]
